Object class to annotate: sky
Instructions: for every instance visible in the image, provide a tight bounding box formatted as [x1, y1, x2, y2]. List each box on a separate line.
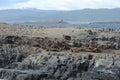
[0, 0, 120, 10]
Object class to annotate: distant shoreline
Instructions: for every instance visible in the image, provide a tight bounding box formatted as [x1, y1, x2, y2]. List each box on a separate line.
[89, 21, 120, 24]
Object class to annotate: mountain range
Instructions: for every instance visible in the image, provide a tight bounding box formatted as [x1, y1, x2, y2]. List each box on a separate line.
[0, 8, 120, 23]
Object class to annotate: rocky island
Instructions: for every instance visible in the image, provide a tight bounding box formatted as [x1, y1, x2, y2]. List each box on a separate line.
[0, 23, 120, 80]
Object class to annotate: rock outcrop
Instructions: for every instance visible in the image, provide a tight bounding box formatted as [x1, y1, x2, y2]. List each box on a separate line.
[0, 52, 120, 80]
[0, 25, 120, 80]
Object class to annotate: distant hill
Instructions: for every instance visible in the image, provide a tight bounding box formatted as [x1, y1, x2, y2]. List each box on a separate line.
[0, 8, 120, 23]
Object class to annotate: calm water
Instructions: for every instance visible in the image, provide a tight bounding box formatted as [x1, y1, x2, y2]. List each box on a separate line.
[79, 23, 120, 29]
[12, 22, 120, 29]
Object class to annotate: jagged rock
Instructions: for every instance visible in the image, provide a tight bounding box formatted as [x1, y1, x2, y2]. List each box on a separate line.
[80, 71, 120, 80]
[94, 57, 114, 68]
[3, 36, 21, 44]
[63, 35, 71, 41]
[0, 28, 120, 80]
[0, 52, 120, 80]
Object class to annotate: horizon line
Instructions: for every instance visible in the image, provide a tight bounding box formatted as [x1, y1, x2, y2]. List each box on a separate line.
[0, 7, 120, 11]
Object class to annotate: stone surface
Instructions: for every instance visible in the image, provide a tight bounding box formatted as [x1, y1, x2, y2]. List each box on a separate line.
[0, 25, 120, 80]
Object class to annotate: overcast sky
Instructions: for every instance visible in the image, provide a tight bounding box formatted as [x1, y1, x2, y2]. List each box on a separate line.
[0, 0, 120, 10]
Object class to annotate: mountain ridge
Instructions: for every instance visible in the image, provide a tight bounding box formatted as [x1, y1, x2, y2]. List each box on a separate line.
[0, 8, 120, 23]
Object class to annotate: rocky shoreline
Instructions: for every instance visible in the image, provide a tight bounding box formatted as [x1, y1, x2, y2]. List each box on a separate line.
[0, 23, 120, 80]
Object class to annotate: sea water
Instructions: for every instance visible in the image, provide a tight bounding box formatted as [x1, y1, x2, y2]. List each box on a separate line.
[12, 22, 120, 29]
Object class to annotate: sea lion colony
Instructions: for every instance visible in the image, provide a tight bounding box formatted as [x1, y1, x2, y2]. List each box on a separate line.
[0, 23, 120, 80]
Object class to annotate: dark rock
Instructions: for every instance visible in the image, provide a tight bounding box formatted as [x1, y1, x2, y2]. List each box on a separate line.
[63, 35, 71, 41]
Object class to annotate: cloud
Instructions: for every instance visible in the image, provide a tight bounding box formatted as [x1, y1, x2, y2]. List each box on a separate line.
[0, 0, 28, 6]
[0, 0, 29, 9]
[1, 0, 120, 10]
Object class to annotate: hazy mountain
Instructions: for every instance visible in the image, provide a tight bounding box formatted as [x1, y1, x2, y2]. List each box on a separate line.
[0, 8, 120, 23]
